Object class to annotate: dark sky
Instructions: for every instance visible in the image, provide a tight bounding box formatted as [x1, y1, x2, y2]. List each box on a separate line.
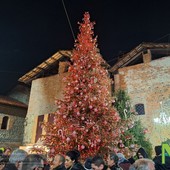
[1, 0, 170, 94]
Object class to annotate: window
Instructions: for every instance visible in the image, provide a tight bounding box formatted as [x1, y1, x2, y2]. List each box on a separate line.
[135, 104, 145, 115]
[1, 116, 9, 129]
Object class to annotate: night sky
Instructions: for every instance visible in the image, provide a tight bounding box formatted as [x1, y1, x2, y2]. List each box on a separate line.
[0, 0, 170, 94]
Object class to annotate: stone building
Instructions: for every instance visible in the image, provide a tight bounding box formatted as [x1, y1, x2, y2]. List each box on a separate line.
[18, 50, 71, 147]
[20, 43, 170, 149]
[109, 42, 170, 146]
[0, 94, 28, 149]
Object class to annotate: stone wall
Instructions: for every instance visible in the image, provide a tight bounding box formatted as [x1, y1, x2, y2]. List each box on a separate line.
[114, 56, 170, 147]
[0, 113, 25, 148]
[23, 73, 67, 144]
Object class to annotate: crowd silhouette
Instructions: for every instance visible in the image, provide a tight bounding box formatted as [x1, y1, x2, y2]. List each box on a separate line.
[0, 145, 170, 170]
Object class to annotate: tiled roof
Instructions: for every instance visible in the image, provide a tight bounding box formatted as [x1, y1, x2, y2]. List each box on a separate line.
[0, 95, 27, 108]
[18, 50, 72, 84]
[109, 42, 170, 73]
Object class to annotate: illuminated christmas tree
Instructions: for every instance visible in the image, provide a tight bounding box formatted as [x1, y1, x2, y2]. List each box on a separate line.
[43, 12, 120, 159]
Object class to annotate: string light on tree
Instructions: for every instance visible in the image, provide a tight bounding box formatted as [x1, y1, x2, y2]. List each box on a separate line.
[43, 12, 121, 159]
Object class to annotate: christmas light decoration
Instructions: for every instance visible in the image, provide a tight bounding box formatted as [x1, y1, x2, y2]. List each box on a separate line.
[43, 12, 120, 159]
[154, 101, 170, 124]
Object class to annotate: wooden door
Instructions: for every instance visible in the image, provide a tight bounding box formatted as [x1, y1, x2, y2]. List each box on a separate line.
[35, 115, 44, 143]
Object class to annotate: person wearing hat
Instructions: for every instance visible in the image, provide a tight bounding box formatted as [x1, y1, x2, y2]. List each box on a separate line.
[136, 148, 148, 159]
[84, 157, 92, 170]
[153, 145, 170, 170]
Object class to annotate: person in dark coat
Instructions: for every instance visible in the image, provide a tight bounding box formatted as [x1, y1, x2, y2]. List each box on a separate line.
[153, 145, 170, 170]
[0, 150, 3, 157]
[0, 148, 12, 166]
[107, 152, 122, 170]
[2, 149, 27, 170]
[136, 147, 148, 159]
[117, 153, 131, 170]
[91, 155, 107, 170]
[52, 154, 66, 170]
[21, 154, 44, 170]
[84, 157, 92, 170]
[128, 147, 148, 164]
[65, 150, 85, 170]
[0, 159, 8, 170]
[2, 163, 18, 170]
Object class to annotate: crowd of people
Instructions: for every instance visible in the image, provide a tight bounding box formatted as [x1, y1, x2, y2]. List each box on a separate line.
[0, 145, 170, 170]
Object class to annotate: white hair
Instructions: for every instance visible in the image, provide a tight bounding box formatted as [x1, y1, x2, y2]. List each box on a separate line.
[9, 149, 28, 164]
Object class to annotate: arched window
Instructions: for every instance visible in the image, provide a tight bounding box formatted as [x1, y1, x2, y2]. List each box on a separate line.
[135, 103, 145, 115]
[1, 116, 9, 129]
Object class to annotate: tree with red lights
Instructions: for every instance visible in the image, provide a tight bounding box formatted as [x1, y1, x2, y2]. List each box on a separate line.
[43, 12, 120, 159]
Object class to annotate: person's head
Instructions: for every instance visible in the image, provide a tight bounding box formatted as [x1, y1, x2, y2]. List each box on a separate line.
[0, 159, 5, 170]
[133, 158, 155, 170]
[52, 154, 65, 169]
[3, 147, 12, 156]
[136, 148, 148, 159]
[9, 149, 28, 170]
[21, 154, 44, 170]
[65, 150, 80, 168]
[107, 152, 118, 167]
[117, 153, 126, 164]
[84, 157, 92, 170]
[91, 156, 105, 170]
[154, 145, 161, 156]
